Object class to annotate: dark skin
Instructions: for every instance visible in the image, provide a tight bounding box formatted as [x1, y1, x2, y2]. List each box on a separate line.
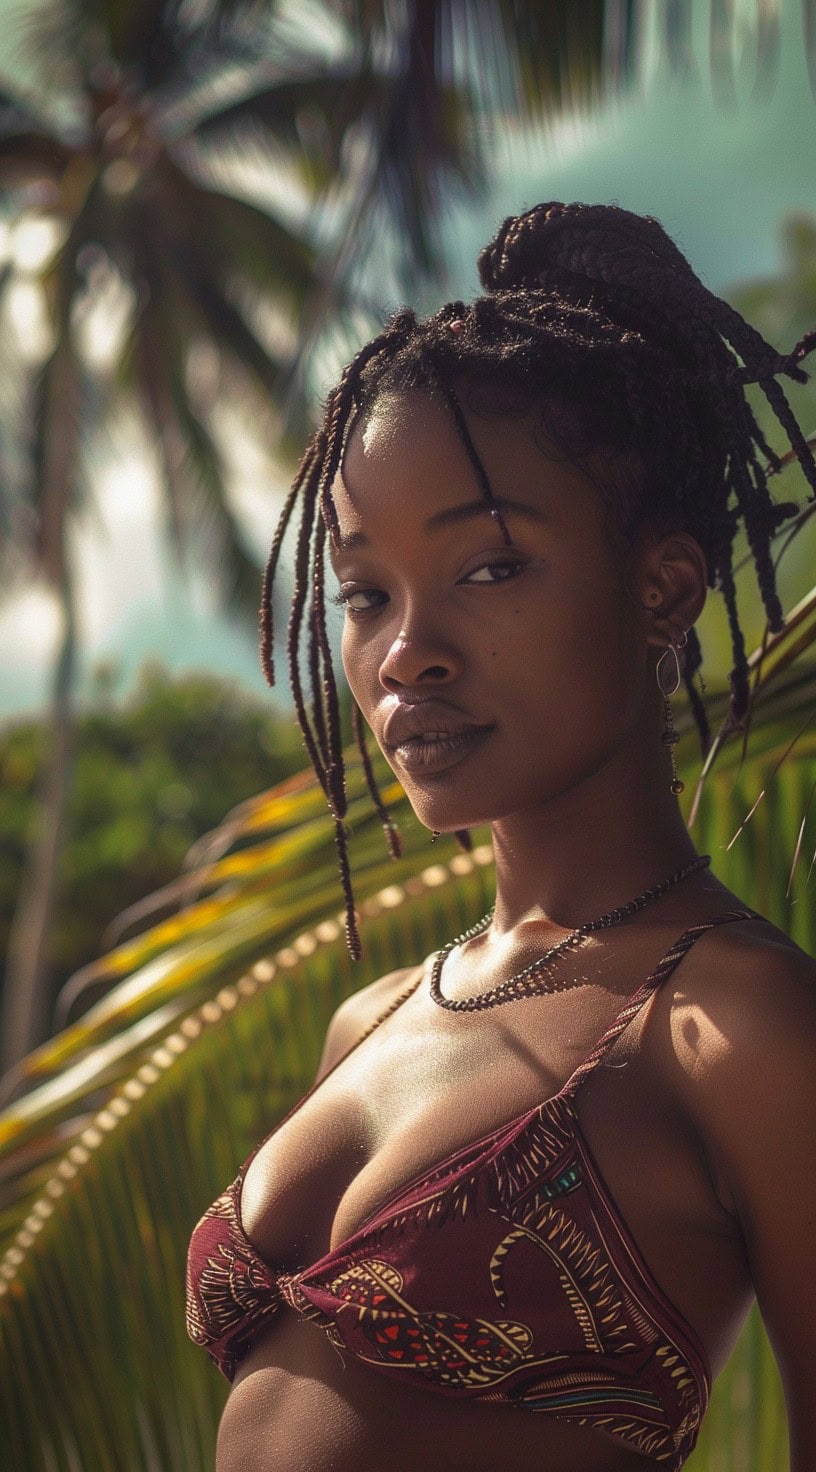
[217, 392, 816, 1472]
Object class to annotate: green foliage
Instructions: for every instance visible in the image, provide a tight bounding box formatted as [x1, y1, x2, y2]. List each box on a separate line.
[0, 664, 306, 1030]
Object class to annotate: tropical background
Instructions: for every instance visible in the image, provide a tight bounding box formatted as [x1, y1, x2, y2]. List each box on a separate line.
[1, 1, 816, 1468]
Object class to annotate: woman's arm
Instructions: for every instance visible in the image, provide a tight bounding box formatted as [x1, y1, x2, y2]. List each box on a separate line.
[686, 938, 816, 1471]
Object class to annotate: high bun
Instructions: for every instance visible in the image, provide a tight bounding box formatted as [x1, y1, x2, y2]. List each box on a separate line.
[477, 201, 692, 294]
[260, 199, 816, 955]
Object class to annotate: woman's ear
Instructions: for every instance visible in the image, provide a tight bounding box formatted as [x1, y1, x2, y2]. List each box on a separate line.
[635, 531, 708, 646]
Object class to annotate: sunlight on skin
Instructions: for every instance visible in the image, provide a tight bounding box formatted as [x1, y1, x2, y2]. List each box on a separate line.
[677, 996, 735, 1080]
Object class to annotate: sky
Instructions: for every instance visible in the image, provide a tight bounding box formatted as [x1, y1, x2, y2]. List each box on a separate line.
[446, 5, 816, 308]
[2, 0, 816, 721]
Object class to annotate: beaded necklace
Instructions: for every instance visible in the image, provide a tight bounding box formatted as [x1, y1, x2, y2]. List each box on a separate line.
[429, 853, 712, 1012]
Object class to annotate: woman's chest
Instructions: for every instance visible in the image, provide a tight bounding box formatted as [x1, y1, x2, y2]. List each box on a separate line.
[237, 982, 669, 1269]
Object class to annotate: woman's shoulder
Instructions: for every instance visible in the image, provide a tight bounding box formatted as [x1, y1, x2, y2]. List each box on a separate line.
[664, 907, 816, 1400]
[664, 905, 816, 1151]
[672, 905, 816, 1045]
[315, 959, 428, 1079]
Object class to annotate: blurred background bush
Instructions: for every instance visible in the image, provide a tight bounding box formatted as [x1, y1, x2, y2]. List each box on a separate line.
[0, 661, 307, 1034]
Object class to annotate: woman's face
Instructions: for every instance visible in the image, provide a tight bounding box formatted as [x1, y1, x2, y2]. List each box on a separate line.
[330, 389, 654, 835]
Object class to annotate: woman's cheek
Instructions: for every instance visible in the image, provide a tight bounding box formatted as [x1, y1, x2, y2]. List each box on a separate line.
[341, 624, 378, 711]
[340, 623, 359, 697]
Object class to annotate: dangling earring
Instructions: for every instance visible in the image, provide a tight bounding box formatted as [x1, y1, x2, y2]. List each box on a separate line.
[656, 631, 687, 795]
[430, 831, 440, 843]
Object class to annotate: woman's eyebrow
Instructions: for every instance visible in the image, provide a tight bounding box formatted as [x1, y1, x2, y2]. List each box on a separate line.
[424, 496, 549, 533]
[334, 497, 548, 551]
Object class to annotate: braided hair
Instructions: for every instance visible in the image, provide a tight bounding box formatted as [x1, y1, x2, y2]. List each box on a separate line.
[260, 201, 816, 958]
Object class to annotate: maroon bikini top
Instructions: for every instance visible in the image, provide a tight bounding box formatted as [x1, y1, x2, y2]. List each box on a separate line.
[186, 908, 755, 1470]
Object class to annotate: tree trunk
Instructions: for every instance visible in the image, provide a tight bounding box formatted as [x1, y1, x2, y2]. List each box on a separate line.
[1, 330, 81, 1089]
[1, 567, 76, 1079]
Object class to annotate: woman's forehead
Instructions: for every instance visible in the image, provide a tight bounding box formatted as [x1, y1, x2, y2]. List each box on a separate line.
[334, 392, 456, 520]
[337, 388, 553, 485]
[355, 389, 451, 455]
[334, 388, 598, 524]
[332, 396, 452, 527]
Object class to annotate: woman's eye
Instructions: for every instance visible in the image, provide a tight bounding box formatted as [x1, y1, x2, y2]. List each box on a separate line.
[462, 559, 525, 584]
[332, 587, 386, 615]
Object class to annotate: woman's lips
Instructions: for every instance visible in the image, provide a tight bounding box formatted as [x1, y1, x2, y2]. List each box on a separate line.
[387, 725, 493, 776]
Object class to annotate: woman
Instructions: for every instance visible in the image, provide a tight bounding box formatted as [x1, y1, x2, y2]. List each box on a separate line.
[186, 202, 816, 1471]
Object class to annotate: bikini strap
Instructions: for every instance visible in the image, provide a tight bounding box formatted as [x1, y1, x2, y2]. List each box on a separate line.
[560, 907, 758, 1100]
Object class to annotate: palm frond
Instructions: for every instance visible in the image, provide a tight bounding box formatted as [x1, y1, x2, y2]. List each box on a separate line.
[186, 66, 374, 159]
[170, 391, 264, 620]
[489, 0, 610, 114]
[170, 167, 318, 301]
[752, 0, 783, 101]
[601, 0, 645, 90]
[0, 772, 447, 1113]
[685, 589, 816, 827]
[117, 235, 266, 625]
[0, 845, 497, 1469]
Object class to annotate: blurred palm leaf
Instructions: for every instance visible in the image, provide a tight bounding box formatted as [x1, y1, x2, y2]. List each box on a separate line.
[2, 656, 816, 1467]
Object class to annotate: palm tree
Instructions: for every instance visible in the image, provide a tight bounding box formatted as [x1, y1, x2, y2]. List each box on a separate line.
[0, 0, 319, 1071]
[0, 0, 638, 1075]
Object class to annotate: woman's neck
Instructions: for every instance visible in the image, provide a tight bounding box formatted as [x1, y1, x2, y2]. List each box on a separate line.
[488, 721, 703, 936]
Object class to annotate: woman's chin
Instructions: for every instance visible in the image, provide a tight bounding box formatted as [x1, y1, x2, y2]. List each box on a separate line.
[405, 799, 499, 837]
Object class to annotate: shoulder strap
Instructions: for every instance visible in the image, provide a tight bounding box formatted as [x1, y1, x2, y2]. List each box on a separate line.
[560, 907, 758, 1099]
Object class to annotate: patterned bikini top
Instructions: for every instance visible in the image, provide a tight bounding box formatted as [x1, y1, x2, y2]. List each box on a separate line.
[186, 908, 755, 1470]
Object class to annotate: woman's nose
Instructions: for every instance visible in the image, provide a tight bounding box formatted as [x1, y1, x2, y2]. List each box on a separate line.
[378, 630, 462, 692]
